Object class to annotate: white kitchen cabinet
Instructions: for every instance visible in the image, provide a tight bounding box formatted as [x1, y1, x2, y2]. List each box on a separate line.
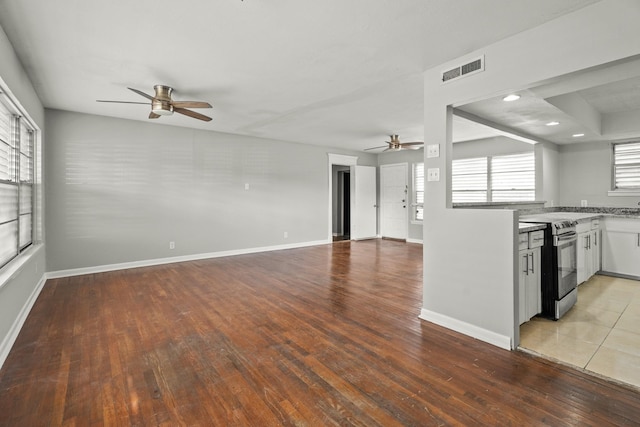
[518, 231, 542, 325]
[577, 219, 601, 284]
[602, 217, 640, 278]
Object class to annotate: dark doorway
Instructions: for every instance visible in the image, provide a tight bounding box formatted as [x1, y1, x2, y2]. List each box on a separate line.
[342, 171, 350, 239]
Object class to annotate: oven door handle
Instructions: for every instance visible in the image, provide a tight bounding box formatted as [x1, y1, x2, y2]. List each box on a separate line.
[554, 231, 577, 246]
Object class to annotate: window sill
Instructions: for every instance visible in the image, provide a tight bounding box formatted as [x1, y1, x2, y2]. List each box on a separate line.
[608, 190, 640, 197]
[0, 244, 44, 291]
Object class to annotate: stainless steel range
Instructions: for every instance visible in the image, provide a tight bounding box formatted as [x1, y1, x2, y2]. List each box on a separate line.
[521, 216, 578, 320]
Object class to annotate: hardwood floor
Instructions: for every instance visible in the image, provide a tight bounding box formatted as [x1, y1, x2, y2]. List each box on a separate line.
[1, 239, 640, 426]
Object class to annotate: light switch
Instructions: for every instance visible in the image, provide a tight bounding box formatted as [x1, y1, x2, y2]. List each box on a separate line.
[427, 144, 440, 158]
[245, 183, 250, 190]
[427, 168, 440, 182]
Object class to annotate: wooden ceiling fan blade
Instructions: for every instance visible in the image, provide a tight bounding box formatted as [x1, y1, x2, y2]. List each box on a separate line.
[171, 101, 212, 109]
[149, 112, 161, 119]
[174, 107, 212, 122]
[400, 142, 424, 147]
[128, 87, 154, 101]
[96, 100, 150, 105]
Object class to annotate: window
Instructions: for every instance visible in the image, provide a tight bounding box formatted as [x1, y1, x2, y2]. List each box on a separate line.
[452, 152, 534, 203]
[413, 162, 424, 221]
[0, 95, 35, 270]
[452, 157, 488, 202]
[612, 141, 640, 190]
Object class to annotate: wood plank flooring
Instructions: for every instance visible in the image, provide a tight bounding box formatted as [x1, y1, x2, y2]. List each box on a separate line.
[1, 239, 640, 426]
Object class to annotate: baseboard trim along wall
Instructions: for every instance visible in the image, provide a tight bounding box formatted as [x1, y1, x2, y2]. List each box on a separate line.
[0, 274, 47, 369]
[419, 308, 511, 351]
[46, 239, 330, 279]
[406, 238, 423, 244]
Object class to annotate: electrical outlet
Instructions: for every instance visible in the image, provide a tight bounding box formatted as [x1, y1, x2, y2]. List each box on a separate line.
[581, 200, 588, 207]
[245, 183, 250, 190]
[169, 241, 175, 250]
[427, 168, 440, 182]
[284, 231, 288, 239]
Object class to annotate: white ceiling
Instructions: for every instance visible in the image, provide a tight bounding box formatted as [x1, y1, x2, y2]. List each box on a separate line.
[456, 57, 640, 145]
[0, 0, 600, 151]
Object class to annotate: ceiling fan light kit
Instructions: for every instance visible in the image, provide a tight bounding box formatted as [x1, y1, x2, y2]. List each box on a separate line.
[97, 84, 213, 122]
[366, 134, 424, 152]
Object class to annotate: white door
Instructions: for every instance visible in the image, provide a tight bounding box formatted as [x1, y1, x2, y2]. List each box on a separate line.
[380, 163, 408, 240]
[350, 165, 377, 240]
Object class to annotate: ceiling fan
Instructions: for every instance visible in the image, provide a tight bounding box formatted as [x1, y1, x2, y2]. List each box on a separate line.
[366, 134, 424, 152]
[97, 85, 213, 122]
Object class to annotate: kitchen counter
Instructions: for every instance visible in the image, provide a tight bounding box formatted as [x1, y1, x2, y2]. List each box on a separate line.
[518, 222, 547, 233]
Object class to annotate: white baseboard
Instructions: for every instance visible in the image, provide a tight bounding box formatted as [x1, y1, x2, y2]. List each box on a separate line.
[406, 238, 423, 244]
[419, 308, 512, 350]
[0, 274, 47, 369]
[46, 239, 330, 279]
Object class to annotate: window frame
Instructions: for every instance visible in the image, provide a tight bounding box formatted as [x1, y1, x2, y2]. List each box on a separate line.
[451, 151, 535, 203]
[0, 87, 39, 278]
[610, 141, 640, 195]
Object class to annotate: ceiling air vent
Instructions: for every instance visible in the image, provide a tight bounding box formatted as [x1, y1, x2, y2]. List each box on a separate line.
[441, 55, 485, 83]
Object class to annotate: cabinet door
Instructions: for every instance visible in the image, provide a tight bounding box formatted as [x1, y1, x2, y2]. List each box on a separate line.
[525, 248, 541, 320]
[591, 229, 601, 275]
[602, 230, 640, 277]
[577, 232, 590, 284]
[519, 251, 528, 325]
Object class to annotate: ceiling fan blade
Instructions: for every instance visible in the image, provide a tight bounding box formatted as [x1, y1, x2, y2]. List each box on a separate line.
[171, 101, 212, 109]
[400, 142, 424, 147]
[128, 87, 154, 101]
[365, 145, 389, 151]
[174, 107, 212, 122]
[96, 100, 150, 105]
[149, 112, 161, 119]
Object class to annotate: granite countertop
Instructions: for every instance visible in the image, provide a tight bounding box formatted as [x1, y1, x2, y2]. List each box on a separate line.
[520, 207, 640, 220]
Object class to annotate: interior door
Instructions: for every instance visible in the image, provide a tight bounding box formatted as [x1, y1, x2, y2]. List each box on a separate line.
[350, 165, 377, 240]
[380, 163, 408, 240]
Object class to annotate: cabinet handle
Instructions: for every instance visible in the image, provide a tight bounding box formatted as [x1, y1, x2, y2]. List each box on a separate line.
[529, 253, 534, 274]
[594, 232, 597, 246]
[523, 254, 528, 275]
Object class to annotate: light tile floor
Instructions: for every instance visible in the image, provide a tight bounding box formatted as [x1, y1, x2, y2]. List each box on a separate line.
[519, 274, 640, 389]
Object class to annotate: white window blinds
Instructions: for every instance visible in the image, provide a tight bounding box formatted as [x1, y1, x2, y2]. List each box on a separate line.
[452, 152, 535, 203]
[613, 142, 640, 189]
[491, 152, 535, 201]
[0, 95, 34, 269]
[452, 157, 488, 203]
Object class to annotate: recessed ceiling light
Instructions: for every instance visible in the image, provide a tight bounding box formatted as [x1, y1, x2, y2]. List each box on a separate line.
[572, 133, 585, 137]
[546, 121, 560, 126]
[503, 94, 520, 102]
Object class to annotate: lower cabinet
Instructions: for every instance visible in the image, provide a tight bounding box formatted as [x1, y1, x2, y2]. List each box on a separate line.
[577, 220, 601, 285]
[603, 218, 640, 278]
[519, 247, 541, 325]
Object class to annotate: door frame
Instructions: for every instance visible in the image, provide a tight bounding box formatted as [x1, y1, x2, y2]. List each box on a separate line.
[327, 154, 358, 242]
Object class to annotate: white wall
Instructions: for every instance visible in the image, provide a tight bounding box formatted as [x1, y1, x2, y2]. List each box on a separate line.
[0, 24, 46, 367]
[422, 0, 640, 350]
[45, 109, 376, 273]
[558, 141, 640, 208]
[452, 136, 533, 160]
